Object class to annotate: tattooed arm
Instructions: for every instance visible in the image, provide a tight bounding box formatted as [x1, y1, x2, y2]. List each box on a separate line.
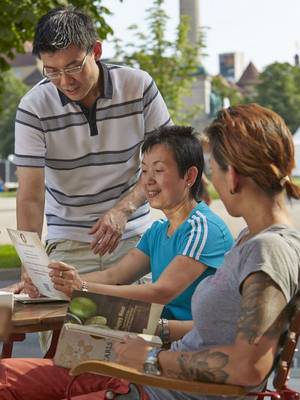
[115, 271, 289, 387]
[161, 272, 288, 386]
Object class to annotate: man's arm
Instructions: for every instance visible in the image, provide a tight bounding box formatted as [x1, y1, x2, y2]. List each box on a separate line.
[16, 167, 45, 279]
[89, 179, 146, 255]
[115, 271, 289, 387]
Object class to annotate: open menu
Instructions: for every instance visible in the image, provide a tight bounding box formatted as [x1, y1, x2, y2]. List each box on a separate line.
[7, 228, 68, 301]
[54, 290, 163, 368]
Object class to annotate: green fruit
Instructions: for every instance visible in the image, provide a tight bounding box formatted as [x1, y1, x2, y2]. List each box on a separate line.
[84, 315, 107, 326]
[69, 297, 97, 320]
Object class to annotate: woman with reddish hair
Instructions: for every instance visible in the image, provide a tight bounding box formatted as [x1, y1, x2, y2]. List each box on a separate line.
[0, 104, 300, 400]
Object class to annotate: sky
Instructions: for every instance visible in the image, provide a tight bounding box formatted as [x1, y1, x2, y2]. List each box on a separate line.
[101, 0, 300, 75]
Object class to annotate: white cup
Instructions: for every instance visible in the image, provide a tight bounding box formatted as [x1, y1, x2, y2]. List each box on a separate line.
[0, 291, 14, 340]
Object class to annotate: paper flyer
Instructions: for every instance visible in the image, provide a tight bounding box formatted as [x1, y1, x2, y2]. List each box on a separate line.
[7, 228, 68, 300]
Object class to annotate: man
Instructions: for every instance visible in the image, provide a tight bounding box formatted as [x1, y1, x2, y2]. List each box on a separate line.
[14, 6, 171, 281]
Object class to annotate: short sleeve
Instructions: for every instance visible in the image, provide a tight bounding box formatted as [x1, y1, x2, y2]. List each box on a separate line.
[179, 212, 233, 268]
[238, 233, 300, 302]
[14, 98, 46, 167]
[142, 72, 172, 134]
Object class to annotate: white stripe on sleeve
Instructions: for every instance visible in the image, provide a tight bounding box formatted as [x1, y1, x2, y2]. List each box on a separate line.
[195, 211, 208, 259]
[183, 218, 196, 256]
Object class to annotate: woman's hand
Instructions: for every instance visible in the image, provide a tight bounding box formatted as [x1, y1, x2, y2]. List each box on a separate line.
[114, 336, 150, 371]
[23, 276, 40, 297]
[49, 261, 83, 298]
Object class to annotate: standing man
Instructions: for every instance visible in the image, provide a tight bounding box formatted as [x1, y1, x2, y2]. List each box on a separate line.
[14, 6, 171, 278]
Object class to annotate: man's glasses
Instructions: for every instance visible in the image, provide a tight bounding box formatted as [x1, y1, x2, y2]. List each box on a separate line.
[43, 53, 88, 80]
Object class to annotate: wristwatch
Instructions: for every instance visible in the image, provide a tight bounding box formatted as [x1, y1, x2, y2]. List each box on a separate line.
[143, 347, 164, 376]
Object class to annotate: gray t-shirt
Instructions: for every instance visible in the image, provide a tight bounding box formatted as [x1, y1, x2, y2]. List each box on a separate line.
[145, 225, 300, 400]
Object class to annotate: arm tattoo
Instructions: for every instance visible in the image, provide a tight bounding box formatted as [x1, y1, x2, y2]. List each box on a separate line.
[238, 272, 288, 345]
[166, 350, 229, 383]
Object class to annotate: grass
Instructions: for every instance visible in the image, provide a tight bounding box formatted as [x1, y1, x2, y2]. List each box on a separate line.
[0, 191, 17, 198]
[0, 245, 21, 269]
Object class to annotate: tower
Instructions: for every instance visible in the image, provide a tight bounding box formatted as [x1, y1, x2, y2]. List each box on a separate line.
[179, 0, 211, 130]
[179, 0, 201, 62]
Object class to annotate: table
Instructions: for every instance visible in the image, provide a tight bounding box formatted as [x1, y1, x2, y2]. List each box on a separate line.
[1, 301, 68, 358]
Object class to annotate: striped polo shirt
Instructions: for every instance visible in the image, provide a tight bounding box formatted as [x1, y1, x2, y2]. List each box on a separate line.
[14, 62, 171, 242]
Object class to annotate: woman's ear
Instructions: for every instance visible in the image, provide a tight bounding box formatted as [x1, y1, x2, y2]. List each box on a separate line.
[228, 165, 240, 194]
[93, 41, 102, 61]
[185, 166, 198, 187]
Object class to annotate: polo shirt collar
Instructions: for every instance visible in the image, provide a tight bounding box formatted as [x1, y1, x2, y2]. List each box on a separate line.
[58, 61, 113, 106]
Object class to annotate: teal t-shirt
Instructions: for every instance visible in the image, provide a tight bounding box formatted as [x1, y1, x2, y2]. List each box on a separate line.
[137, 202, 234, 320]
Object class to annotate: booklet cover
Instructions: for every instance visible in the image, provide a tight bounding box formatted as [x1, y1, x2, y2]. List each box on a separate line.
[54, 290, 163, 368]
[7, 228, 68, 300]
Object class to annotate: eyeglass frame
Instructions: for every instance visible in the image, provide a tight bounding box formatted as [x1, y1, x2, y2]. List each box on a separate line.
[42, 53, 88, 80]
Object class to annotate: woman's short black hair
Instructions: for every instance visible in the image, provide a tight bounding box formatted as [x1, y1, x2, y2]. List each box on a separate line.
[32, 6, 98, 56]
[141, 125, 204, 201]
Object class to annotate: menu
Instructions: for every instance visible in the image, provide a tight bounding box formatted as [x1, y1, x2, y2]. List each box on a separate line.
[7, 229, 68, 300]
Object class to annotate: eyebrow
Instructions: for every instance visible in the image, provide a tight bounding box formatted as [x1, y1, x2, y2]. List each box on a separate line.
[43, 58, 82, 69]
[141, 160, 166, 165]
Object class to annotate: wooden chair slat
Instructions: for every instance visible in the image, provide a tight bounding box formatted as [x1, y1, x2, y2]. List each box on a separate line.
[70, 360, 248, 396]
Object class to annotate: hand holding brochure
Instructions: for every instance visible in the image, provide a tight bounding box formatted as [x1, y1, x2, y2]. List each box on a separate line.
[54, 290, 163, 368]
[7, 228, 68, 300]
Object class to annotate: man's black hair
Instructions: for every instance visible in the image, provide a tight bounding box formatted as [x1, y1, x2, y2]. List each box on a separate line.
[141, 125, 204, 201]
[32, 6, 98, 56]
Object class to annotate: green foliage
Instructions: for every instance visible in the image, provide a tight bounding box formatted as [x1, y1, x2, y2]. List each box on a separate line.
[0, 71, 28, 158]
[0, 191, 17, 198]
[211, 75, 242, 107]
[0, 0, 118, 93]
[112, 0, 206, 124]
[253, 62, 300, 133]
[0, 245, 21, 269]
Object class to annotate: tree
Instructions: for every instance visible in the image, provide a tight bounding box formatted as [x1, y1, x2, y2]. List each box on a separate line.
[0, 71, 28, 158]
[0, 0, 118, 94]
[112, 0, 206, 124]
[253, 62, 300, 133]
[211, 75, 242, 109]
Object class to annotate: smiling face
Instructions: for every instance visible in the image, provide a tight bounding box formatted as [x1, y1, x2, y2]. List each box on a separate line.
[40, 43, 101, 107]
[141, 144, 192, 212]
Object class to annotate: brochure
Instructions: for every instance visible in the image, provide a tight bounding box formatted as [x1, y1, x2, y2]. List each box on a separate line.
[54, 290, 163, 368]
[7, 228, 68, 300]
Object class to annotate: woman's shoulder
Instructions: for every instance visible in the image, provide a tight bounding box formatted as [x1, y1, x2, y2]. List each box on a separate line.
[188, 202, 233, 237]
[238, 225, 300, 301]
[239, 225, 300, 273]
[245, 225, 300, 251]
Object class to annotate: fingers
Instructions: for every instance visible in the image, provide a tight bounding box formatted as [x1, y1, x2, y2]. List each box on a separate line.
[91, 229, 121, 255]
[89, 210, 127, 255]
[23, 280, 40, 298]
[49, 260, 74, 272]
[49, 264, 79, 298]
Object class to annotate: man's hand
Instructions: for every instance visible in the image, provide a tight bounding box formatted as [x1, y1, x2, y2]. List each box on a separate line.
[0, 281, 25, 294]
[89, 208, 128, 255]
[114, 336, 150, 371]
[49, 261, 83, 298]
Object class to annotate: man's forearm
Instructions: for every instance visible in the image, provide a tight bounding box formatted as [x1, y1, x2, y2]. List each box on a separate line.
[17, 196, 45, 237]
[17, 194, 45, 279]
[113, 178, 146, 217]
